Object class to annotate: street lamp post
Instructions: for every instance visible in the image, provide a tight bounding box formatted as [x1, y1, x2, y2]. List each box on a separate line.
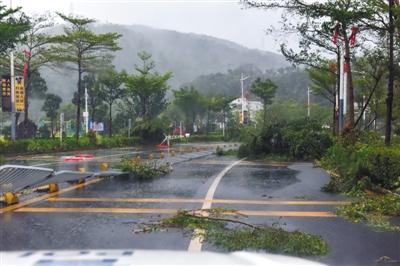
[307, 86, 311, 117]
[240, 73, 249, 123]
[9, 0, 16, 141]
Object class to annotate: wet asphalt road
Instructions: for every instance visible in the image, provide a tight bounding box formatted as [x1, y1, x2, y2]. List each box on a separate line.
[0, 145, 399, 266]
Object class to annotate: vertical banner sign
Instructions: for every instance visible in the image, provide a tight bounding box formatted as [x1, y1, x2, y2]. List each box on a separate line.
[14, 76, 25, 112]
[1, 75, 12, 112]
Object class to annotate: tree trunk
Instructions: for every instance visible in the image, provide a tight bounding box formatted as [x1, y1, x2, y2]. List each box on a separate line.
[109, 102, 112, 138]
[263, 103, 267, 126]
[206, 108, 210, 134]
[76, 61, 82, 140]
[24, 60, 31, 122]
[385, 0, 395, 145]
[50, 118, 54, 138]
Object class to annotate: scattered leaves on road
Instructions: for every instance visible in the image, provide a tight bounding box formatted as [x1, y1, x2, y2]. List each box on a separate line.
[131, 208, 329, 257]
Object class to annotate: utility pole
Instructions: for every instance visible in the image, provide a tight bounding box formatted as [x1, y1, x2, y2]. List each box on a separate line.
[9, 0, 16, 141]
[307, 87, 311, 117]
[339, 48, 345, 133]
[240, 73, 249, 124]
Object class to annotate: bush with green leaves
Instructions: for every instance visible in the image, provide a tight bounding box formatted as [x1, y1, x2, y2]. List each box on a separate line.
[320, 143, 400, 192]
[238, 118, 332, 160]
[117, 156, 172, 180]
[365, 146, 400, 190]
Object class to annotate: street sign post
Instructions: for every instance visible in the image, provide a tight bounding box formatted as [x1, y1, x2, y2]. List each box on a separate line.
[14, 76, 25, 112]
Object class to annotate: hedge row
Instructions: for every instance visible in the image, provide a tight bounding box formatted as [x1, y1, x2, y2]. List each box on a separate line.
[0, 135, 141, 156]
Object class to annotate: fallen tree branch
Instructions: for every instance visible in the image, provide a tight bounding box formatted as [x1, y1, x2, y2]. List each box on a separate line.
[184, 212, 260, 229]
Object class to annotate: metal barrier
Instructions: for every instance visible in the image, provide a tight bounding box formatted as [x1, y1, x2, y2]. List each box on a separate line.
[0, 165, 54, 194]
[34, 170, 95, 187]
[0, 150, 213, 205]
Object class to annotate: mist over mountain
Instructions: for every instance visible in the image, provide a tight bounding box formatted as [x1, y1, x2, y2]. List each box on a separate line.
[185, 65, 312, 103]
[43, 23, 289, 101]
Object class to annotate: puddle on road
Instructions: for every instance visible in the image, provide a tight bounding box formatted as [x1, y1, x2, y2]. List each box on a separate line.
[216, 165, 299, 199]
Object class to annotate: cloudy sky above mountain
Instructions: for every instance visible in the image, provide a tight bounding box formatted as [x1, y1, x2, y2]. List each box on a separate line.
[10, 0, 288, 52]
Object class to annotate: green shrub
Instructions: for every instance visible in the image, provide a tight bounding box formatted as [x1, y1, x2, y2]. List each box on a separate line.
[364, 146, 400, 190]
[239, 119, 332, 160]
[238, 143, 250, 158]
[87, 131, 100, 146]
[117, 156, 171, 180]
[320, 143, 400, 192]
[215, 146, 224, 156]
[78, 136, 91, 148]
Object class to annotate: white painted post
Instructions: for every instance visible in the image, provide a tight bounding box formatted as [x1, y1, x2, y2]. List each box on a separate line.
[60, 113, 64, 143]
[83, 87, 89, 134]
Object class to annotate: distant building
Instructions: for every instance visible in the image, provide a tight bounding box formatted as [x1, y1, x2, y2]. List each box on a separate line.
[230, 97, 263, 123]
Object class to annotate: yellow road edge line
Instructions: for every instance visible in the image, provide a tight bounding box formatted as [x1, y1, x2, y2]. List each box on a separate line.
[0, 178, 102, 214]
[13, 207, 336, 217]
[46, 197, 351, 205]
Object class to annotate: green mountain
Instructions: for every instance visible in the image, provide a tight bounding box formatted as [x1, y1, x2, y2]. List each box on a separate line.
[43, 24, 288, 100]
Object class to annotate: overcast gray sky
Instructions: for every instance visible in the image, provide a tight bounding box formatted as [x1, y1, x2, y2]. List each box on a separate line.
[11, 0, 286, 53]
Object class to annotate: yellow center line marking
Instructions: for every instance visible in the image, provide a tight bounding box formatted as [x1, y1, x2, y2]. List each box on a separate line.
[13, 207, 336, 217]
[237, 210, 337, 217]
[0, 178, 103, 214]
[46, 197, 350, 205]
[188, 158, 245, 252]
[190, 160, 288, 167]
[47, 197, 204, 203]
[14, 207, 177, 214]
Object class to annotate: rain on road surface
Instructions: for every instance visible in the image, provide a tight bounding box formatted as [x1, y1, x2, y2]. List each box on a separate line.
[1, 144, 399, 266]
